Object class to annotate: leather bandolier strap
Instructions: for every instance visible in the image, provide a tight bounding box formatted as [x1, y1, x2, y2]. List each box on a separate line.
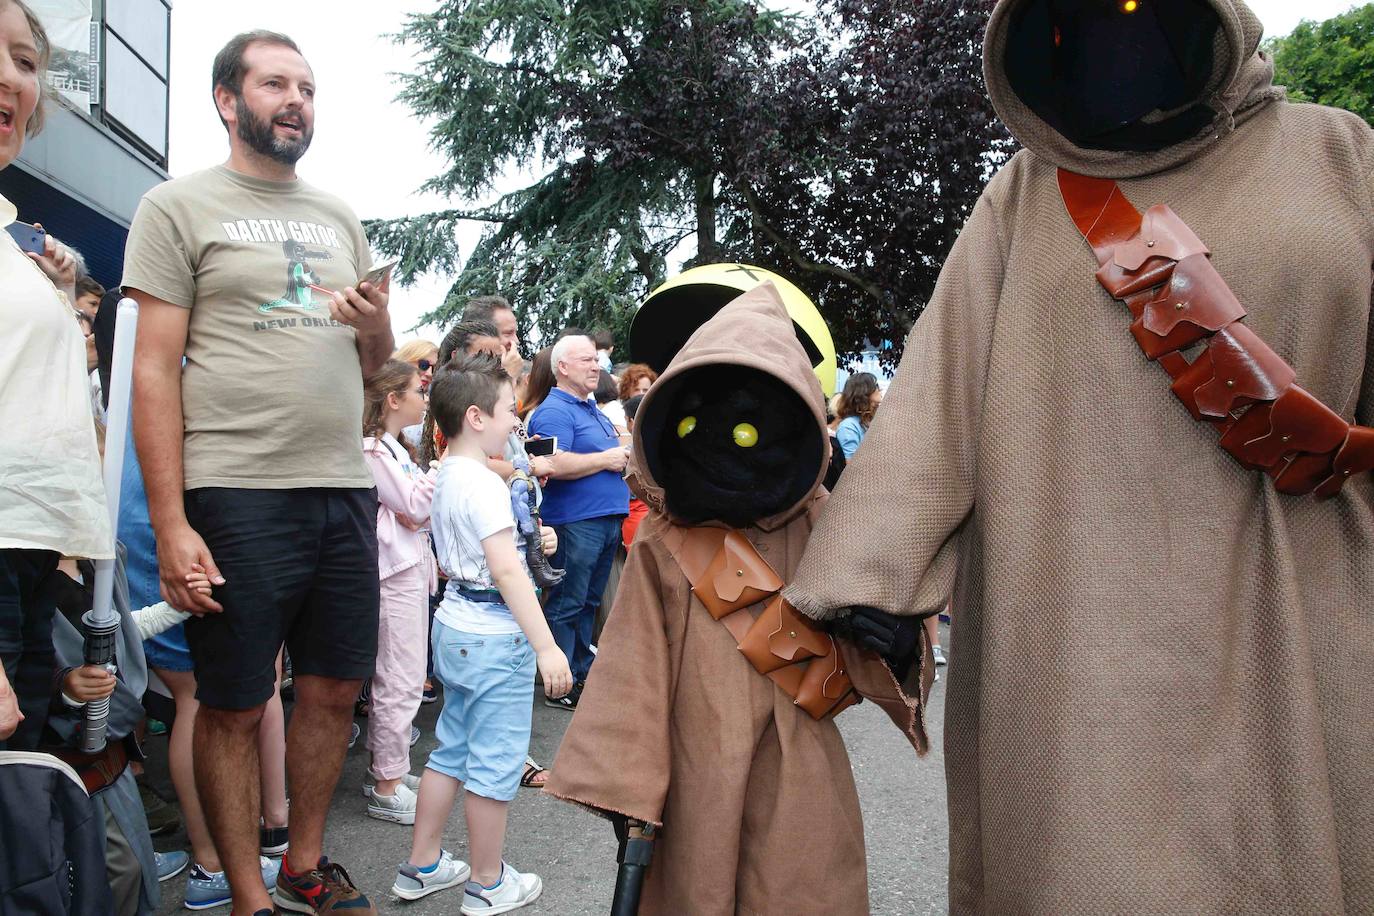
[1057, 168, 1374, 498]
[661, 525, 860, 721]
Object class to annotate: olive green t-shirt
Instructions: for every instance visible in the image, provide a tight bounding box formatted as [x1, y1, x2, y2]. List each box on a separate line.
[122, 165, 374, 490]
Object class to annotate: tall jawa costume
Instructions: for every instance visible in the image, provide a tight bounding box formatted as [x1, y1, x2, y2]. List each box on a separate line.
[785, 0, 1374, 912]
[543, 283, 929, 915]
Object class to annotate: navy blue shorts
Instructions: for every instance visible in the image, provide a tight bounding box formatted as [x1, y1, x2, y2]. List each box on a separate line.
[183, 487, 380, 710]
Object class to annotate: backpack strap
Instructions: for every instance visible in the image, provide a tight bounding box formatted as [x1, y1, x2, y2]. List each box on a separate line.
[1057, 168, 1373, 498]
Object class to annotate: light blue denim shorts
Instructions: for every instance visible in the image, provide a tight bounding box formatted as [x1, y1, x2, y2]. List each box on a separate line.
[426, 620, 536, 801]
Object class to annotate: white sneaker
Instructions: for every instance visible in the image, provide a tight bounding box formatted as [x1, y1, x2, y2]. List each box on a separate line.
[366, 782, 418, 825]
[932, 645, 947, 666]
[360, 771, 422, 798]
[392, 848, 470, 901]
[460, 861, 542, 915]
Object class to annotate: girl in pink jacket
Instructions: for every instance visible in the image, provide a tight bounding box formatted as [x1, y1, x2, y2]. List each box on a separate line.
[361, 359, 439, 824]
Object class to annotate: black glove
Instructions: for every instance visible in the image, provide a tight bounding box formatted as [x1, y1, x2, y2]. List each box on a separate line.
[832, 606, 922, 680]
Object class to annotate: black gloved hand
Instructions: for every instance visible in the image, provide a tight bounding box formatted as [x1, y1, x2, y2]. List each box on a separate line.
[833, 606, 922, 681]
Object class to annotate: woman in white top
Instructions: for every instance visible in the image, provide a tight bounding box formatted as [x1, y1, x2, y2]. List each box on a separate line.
[0, 0, 112, 749]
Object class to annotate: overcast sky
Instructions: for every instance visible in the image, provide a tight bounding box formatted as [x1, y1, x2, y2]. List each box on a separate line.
[167, 0, 1364, 346]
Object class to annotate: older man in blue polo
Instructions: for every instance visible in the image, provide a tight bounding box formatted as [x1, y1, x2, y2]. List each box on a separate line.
[528, 334, 630, 710]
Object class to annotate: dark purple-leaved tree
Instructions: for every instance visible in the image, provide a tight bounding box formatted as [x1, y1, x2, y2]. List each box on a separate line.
[367, 0, 1010, 365]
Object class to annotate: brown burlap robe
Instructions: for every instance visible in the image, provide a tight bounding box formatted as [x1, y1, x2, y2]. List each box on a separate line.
[544, 284, 926, 916]
[785, 1, 1374, 912]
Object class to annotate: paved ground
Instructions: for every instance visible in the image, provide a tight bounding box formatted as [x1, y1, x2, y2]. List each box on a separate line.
[150, 625, 950, 915]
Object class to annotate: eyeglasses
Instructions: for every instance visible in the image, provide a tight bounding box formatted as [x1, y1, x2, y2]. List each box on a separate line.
[417, 359, 434, 371]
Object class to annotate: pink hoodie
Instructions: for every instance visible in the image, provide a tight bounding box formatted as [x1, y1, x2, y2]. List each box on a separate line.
[363, 432, 438, 582]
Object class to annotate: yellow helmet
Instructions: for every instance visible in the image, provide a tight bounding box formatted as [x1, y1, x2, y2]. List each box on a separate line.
[630, 263, 838, 397]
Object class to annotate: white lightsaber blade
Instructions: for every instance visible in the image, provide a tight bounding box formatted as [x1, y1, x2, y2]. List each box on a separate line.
[89, 298, 138, 627]
[82, 297, 138, 753]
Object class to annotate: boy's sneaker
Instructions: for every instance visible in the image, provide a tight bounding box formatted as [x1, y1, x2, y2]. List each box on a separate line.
[410, 724, 421, 747]
[360, 771, 422, 798]
[932, 645, 947, 666]
[274, 857, 374, 914]
[260, 823, 289, 857]
[460, 862, 542, 915]
[155, 850, 190, 882]
[420, 680, 439, 705]
[347, 722, 360, 749]
[184, 857, 281, 910]
[391, 849, 470, 901]
[365, 782, 417, 825]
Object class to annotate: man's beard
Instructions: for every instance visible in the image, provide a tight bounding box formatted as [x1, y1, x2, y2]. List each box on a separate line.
[235, 95, 312, 165]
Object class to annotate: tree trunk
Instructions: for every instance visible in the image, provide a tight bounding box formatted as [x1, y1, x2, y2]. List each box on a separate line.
[695, 171, 721, 264]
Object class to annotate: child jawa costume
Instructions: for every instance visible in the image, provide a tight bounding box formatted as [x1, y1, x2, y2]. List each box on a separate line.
[786, 0, 1374, 912]
[543, 282, 928, 915]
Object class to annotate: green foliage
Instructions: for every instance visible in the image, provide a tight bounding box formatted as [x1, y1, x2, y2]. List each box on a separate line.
[1265, 3, 1374, 124]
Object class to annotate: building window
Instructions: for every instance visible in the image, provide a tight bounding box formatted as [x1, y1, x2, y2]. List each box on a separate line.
[26, 0, 171, 169]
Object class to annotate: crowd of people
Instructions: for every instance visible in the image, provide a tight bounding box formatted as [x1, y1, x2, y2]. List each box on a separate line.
[12, 0, 1368, 912]
[0, 11, 691, 915]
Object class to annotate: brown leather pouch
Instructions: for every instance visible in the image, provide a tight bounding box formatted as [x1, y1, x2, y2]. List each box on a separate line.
[737, 596, 831, 675]
[1171, 323, 1296, 419]
[1219, 386, 1348, 471]
[793, 646, 860, 720]
[1132, 254, 1248, 360]
[692, 530, 784, 620]
[1316, 426, 1374, 498]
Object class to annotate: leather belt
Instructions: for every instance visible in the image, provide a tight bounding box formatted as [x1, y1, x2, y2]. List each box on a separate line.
[1058, 168, 1374, 497]
[662, 526, 860, 720]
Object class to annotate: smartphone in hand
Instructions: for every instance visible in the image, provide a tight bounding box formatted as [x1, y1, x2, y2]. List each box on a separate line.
[359, 260, 398, 289]
[524, 436, 557, 458]
[6, 220, 45, 255]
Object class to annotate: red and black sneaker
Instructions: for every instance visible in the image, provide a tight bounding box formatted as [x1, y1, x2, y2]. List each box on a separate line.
[275, 857, 375, 914]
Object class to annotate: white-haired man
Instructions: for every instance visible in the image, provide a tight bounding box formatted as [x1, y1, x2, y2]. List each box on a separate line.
[527, 334, 629, 709]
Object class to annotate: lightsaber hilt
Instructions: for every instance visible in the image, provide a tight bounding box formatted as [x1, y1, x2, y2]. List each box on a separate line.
[81, 298, 138, 753]
[78, 609, 119, 752]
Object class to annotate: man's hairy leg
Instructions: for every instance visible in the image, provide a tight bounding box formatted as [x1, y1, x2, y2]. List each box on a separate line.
[284, 674, 362, 871]
[195, 702, 269, 913]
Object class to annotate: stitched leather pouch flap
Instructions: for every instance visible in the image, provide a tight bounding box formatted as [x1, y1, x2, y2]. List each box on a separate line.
[738, 596, 831, 675]
[1132, 254, 1248, 359]
[693, 530, 783, 620]
[793, 646, 860, 720]
[1220, 386, 1348, 470]
[1113, 205, 1208, 271]
[1316, 426, 1374, 498]
[1171, 323, 1296, 419]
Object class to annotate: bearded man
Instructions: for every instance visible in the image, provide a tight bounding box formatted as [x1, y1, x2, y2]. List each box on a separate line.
[124, 30, 393, 916]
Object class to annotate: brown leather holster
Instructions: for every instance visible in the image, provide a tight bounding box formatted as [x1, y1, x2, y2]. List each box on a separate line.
[1058, 168, 1374, 498]
[661, 525, 860, 720]
[49, 738, 131, 796]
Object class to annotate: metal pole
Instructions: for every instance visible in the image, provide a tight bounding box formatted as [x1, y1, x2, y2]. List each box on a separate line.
[609, 821, 655, 916]
[81, 298, 138, 753]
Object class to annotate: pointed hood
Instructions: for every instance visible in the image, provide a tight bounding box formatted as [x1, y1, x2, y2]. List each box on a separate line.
[629, 282, 830, 532]
[984, 0, 1284, 178]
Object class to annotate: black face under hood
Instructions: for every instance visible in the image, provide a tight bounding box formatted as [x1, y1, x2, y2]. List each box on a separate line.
[1005, 0, 1221, 151]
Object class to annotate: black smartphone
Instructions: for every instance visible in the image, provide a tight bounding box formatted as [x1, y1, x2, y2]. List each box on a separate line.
[524, 436, 557, 457]
[6, 220, 45, 255]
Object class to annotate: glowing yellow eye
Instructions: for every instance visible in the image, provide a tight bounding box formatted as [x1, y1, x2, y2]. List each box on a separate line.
[732, 423, 759, 448]
[1121, 0, 1138, 11]
[677, 416, 697, 439]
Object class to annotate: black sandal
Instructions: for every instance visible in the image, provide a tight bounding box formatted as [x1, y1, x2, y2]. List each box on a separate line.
[520, 756, 549, 788]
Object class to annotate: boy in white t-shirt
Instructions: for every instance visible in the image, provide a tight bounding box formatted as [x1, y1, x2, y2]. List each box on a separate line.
[392, 351, 573, 913]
